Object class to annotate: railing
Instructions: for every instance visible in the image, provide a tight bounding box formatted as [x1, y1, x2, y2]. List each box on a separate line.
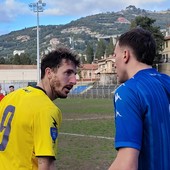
[68, 84, 119, 99]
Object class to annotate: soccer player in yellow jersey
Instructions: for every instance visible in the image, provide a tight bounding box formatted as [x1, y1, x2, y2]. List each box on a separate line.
[0, 47, 80, 170]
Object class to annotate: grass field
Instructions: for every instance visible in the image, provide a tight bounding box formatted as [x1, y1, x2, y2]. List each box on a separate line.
[54, 98, 117, 170]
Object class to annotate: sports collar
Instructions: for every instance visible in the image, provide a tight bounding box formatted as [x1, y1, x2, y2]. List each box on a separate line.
[34, 86, 47, 94]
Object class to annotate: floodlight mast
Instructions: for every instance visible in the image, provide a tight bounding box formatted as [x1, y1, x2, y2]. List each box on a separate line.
[29, 0, 46, 83]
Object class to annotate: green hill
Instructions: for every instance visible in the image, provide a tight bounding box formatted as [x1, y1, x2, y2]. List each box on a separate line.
[0, 5, 170, 63]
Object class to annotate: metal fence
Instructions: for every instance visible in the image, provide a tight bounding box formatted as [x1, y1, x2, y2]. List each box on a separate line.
[68, 84, 119, 99]
[0, 80, 119, 99]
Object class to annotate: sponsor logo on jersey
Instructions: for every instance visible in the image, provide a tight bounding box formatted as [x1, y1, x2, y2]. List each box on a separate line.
[50, 127, 58, 142]
[50, 116, 58, 143]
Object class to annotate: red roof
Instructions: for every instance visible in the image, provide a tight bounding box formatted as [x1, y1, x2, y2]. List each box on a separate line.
[81, 64, 98, 70]
[165, 36, 170, 40]
[117, 17, 130, 23]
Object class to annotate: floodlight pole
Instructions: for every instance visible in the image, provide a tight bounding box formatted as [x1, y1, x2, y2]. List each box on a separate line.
[29, 0, 46, 83]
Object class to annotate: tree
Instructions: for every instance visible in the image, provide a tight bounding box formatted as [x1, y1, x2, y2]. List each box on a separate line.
[131, 16, 164, 64]
[0, 57, 5, 64]
[12, 53, 32, 65]
[30, 53, 37, 65]
[20, 53, 32, 64]
[85, 43, 94, 63]
[105, 37, 114, 57]
[95, 39, 106, 59]
[12, 54, 20, 64]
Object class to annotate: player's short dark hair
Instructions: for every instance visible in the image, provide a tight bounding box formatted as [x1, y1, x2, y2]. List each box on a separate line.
[41, 46, 80, 79]
[9, 85, 14, 88]
[118, 27, 156, 65]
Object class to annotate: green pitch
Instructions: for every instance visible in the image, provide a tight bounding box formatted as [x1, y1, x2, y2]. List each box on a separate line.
[54, 98, 116, 170]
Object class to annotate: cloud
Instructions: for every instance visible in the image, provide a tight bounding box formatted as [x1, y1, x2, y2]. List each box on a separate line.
[0, 0, 168, 23]
[45, 1, 122, 16]
[44, 0, 167, 16]
[0, 0, 29, 23]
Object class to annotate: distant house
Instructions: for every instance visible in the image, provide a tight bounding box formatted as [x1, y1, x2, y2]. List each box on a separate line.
[13, 50, 25, 56]
[80, 64, 99, 82]
[16, 35, 30, 42]
[50, 38, 60, 49]
[96, 55, 117, 85]
[161, 35, 170, 63]
[159, 34, 170, 75]
[116, 17, 131, 24]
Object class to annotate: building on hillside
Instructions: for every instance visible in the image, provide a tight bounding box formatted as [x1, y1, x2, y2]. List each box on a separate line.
[50, 38, 60, 49]
[79, 64, 99, 83]
[151, 26, 170, 75]
[16, 35, 30, 42]
[159, 28, 170, 75]
[13, 50, 25, 56]
[115, 17, 131, 24]
[95, 55, 117, 85]
[161, 35, 170, 63]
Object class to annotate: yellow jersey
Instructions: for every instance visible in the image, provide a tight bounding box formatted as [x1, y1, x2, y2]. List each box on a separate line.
[0, 86, 62, 170]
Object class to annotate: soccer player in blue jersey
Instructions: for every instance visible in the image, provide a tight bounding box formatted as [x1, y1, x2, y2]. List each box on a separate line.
[0, 47, 80, 170]
[109, 28, 170, 170]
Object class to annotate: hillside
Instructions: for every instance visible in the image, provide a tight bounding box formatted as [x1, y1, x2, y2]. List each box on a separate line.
[0, 5, 170, 63]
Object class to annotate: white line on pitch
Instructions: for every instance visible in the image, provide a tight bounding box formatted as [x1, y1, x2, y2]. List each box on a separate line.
[63, 116, 113, 121]
[60, 132, 113, 140]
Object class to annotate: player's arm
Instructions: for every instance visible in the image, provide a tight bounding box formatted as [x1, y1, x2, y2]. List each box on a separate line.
[108, 148, 139, 170]
[38, 156, 56, 170]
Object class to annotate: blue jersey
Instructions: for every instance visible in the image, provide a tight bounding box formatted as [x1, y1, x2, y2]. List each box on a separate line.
[114, 68, 170, 170]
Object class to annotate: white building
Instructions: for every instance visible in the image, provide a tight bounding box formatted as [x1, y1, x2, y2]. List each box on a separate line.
[0, 65, 37, 92]
[13, 50, 25, 56]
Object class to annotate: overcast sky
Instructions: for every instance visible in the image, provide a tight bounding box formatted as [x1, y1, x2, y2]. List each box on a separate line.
[0, 0, 170, 35]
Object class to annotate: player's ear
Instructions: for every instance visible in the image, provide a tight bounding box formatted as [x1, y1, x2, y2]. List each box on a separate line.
[123, 49, 130, 63]
[45, 67, 52, 79]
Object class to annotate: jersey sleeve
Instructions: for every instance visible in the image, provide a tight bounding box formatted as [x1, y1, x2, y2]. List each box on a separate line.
[114, 84, 144, 151]
[33, 105, 62, 158]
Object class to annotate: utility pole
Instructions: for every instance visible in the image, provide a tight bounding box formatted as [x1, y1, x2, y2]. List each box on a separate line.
[29, 0, 46, 83]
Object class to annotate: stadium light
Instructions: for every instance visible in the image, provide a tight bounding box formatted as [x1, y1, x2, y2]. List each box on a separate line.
[29, 0, 46, 83]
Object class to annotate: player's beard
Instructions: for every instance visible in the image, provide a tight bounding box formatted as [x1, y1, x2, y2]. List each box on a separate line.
[50, 79, 68, 99]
